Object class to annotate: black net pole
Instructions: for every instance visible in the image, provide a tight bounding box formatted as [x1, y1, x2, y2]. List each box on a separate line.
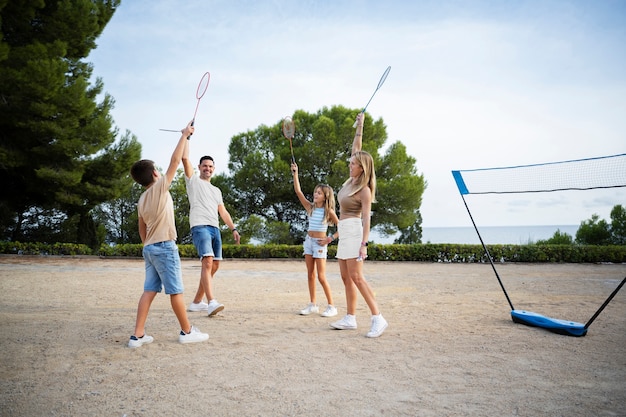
[461, 194, 515, 311]
[584, 276, 626, 329]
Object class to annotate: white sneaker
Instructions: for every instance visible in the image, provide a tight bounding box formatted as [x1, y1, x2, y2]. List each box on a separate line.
[207, 299, 224, 316]
[330, 314, 357, 330]
[178, 325, 209, 344]
[188, 301, 209, 312]
[128, 334, 154, 348]
[321, 305, 338, 317]
[366, 314, 388, 338]
[299, 303, 319, 315]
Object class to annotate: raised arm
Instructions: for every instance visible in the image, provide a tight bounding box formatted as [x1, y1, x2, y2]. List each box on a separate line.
[165, 121, 194, 185]
[352, 112, 364, 155]
[182, 136, 194, 179]
[291, 162, 312, 209]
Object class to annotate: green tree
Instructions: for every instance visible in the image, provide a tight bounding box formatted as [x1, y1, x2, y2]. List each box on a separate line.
[0, 0, 139, 248]
[575, 214, 612, 245]
[236, 214, 266, 244]
[536, 229, 574, 245]
[93, 179, 142, 244]
[97, 168, 193, 245]
[609, 204, 626, 245]
[210, 173, 246, 244]
[170, 169, 191, 244]
[224, 106, 426, 243]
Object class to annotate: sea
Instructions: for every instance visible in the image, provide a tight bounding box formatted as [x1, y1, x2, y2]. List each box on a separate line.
[374, 225, 580, 245]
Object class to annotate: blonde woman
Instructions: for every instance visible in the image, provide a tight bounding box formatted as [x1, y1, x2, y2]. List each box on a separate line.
[330, 112, 388, 338]
[292, 162, 339, 317]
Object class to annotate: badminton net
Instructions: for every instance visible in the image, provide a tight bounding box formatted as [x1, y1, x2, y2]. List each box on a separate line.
[451, 153, 626, 335]
[452, 153, 626, 195]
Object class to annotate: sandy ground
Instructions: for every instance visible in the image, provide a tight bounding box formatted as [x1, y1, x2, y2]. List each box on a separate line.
[0, 255, 625, 417]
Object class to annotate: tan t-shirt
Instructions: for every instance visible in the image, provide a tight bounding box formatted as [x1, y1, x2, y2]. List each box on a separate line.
[137, 175, 177, 246]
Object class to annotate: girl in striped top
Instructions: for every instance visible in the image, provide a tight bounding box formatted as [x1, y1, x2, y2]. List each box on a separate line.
[291, 162, 340, 318]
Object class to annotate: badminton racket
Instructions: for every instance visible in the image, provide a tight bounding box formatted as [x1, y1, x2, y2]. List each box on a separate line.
[191, 71, 210, 123]
[159, 71, 211, 137]
[352, 65, 391, 128]
[282, 116, 296, 164]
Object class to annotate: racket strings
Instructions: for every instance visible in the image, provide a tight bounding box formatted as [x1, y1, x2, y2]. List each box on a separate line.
[196, 72, 210, 99]
[353, 66, 391, 127]
[159, 71, 210, 133]
[192, 72, 211, 122]
[282, 117, 296, 163]
[376, 66, 391, 90]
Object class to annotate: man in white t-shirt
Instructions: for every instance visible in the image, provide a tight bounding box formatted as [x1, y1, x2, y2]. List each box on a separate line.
[183, 142, 240, 316]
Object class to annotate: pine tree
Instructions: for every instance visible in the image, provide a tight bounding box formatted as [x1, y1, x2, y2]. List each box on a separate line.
[0, 0, 141, 247]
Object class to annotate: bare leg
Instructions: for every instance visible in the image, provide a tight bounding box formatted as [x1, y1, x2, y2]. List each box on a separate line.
[304, 254, 316, 303]
[315, 258, 333, 305]
[133, 290, 157, 337]
[338, 259, 358, 315]
[345, 258, 380, 315]
[170, 293, 191, 333]
[192, 256, 220, 303]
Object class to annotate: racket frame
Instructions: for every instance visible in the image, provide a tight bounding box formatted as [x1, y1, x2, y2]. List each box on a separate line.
[282, 116, 296, 164]
[192, 71, 211, 123]
[160, 71, 211, 135]
[353, 65, 391, 128]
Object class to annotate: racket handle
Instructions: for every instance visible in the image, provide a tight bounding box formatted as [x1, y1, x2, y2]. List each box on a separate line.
[187, 119, 194, 140]
[352, 111, 364, 128]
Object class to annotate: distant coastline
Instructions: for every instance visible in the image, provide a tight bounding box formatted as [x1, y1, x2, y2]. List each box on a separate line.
[374, 225, 580, 245]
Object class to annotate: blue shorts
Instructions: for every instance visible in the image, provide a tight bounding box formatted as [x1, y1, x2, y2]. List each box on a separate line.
[303, 235, 328, 259]
[191, 225, 223, 260]
[142, 240, 184, 295]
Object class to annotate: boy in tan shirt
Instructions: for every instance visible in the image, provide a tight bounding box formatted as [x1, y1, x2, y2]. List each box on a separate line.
[128, 120, 209, 347]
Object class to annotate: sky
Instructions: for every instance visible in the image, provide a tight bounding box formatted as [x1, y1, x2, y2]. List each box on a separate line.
[88, 0, 626, 229]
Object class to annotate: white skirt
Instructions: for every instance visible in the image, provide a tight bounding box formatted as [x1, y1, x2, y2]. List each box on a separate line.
[336, 218, 363, 260]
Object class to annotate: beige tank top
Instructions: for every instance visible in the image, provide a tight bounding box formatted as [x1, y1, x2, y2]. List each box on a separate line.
[338, 181, 362, 218]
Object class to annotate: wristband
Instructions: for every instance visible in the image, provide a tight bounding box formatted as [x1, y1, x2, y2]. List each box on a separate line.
[361, 242, 368, 247]
[232, 228, 237, 232]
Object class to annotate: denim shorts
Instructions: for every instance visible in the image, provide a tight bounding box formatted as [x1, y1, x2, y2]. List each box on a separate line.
[303, 234, 328, 259]
[142, 240, 184, 295]
[191, 225, 223, 260]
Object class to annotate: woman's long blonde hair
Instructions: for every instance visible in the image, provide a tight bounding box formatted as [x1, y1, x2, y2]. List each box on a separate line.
[343, 150, 377, 203]
[307, 184, 337, 225]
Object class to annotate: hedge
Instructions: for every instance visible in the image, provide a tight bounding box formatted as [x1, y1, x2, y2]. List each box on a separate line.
[1, 241, 625, 263]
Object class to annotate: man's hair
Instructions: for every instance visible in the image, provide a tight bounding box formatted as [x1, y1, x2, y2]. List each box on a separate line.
[130, 159, 156, 187]
[199, 156, 214, 164]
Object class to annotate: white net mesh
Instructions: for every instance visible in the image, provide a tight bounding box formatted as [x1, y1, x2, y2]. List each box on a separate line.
[453, 154, 626, 195]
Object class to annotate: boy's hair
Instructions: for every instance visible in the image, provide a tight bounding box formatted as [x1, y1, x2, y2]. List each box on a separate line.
[343, 150, 377, 203]
[130, 159, 156, 187]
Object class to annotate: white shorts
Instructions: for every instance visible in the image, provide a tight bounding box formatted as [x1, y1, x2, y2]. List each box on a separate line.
[336, 218, 362, 260]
